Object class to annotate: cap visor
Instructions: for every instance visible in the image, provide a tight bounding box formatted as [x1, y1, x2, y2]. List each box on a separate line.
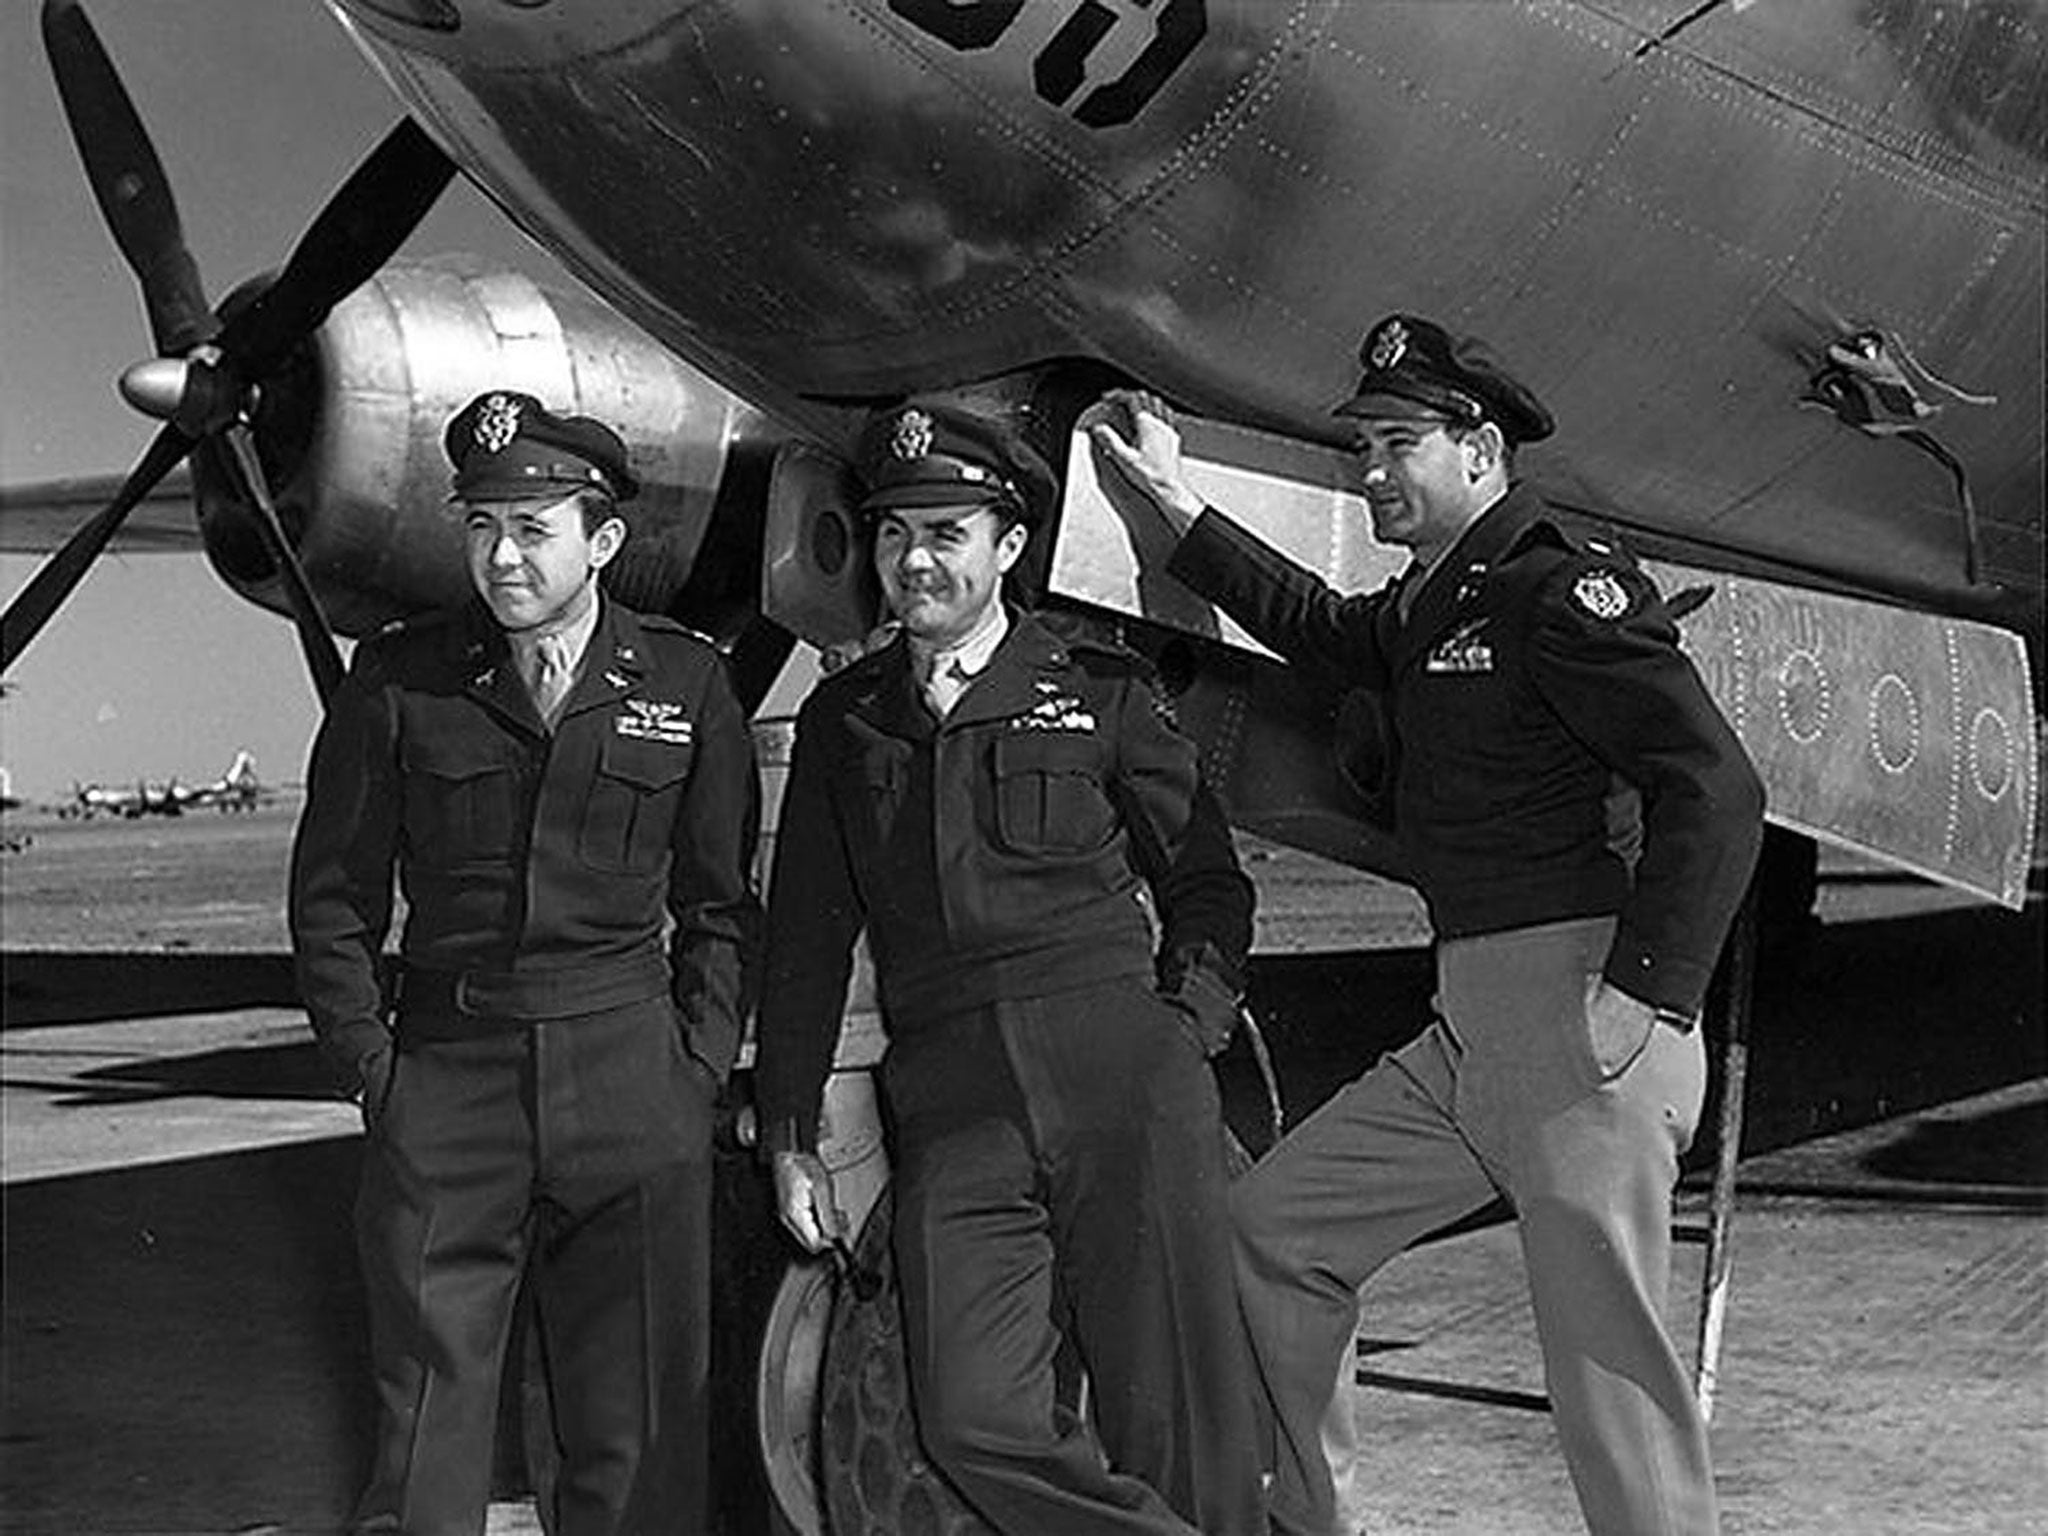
[450, 477, 595, 504]
[1332, 387, 1457, 422]
[859, 481, 1012, 515]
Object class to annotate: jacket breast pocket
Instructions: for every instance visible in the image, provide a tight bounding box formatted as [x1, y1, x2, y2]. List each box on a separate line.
[401, 736, 520, 868]
[992, 732, 1114, 854]
[580, 734, 693, 873]
[835, 738, 909, 849]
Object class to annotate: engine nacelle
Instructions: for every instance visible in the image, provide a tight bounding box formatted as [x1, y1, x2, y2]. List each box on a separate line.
[192, 255, 779, 638]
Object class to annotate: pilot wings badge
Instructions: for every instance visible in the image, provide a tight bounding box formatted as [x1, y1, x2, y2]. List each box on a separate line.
[1425, 619, 1495, 674]
[614, 698, 693, 745]
[1013, 679, 1096, 732]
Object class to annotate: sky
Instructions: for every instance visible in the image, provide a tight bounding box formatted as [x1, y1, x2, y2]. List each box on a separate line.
[0, 1, 590, 801]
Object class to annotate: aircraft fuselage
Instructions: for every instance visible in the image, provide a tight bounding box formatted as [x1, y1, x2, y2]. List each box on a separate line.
[332, 0, 2043, 625]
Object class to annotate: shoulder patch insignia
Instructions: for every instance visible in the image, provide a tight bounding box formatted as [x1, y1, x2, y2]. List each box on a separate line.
[1571, 569, 1633, 621]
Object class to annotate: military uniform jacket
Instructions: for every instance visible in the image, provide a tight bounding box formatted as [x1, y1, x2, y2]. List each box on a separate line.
[1169, 483, 1763, 1015]
[290, 596, 761, 1088]
[753, 610, 1253, 1154]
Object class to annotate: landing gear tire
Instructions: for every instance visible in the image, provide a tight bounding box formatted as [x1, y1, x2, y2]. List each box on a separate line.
[759, 1136, 1246, 1536]
[755, 1189, 997, 1536]
[756, 1254, 837, 1535]
[815, 1188, 997, 1536]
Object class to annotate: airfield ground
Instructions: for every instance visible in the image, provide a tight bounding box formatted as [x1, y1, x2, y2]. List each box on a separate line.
[1, 801, 2042, 1534]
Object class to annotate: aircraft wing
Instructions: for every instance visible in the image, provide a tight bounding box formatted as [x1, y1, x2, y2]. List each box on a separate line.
[0, 468, 198, 554]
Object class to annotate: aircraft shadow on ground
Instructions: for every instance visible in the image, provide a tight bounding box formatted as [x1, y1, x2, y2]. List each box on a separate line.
[24, 1037, 337, 1105]
[3, 950, 301, 1027]
[0, 1106, 831, 1535]
[1865, 1098, 2048, 1188]
[1, 1138, 374, 1531]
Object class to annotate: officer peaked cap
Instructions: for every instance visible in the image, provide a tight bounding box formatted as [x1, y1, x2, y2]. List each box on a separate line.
[1335, 314, 1554, 446]
[855, 398, 1057, 527]
[444, 390, 641, 502]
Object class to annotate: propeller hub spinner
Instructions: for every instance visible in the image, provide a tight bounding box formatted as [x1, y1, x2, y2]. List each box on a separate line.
[116, 355, 189, 420]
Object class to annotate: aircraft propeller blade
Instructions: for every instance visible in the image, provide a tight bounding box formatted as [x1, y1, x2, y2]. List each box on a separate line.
[41, 0, 213, 358]
[0, 426, 192, 672]
[18, 3, 457, 699]
[216, 119, 457, 381]
[221, 426, 346, 704]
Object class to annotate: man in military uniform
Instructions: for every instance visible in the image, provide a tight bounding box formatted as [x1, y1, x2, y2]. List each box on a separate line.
[290, 391, 761, 1536]
[753, 397, 1268, 1536]
[1088, 317, 1765, 1536]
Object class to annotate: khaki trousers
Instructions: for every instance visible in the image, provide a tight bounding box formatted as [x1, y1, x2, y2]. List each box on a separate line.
[1231, 916, 1716, 1535]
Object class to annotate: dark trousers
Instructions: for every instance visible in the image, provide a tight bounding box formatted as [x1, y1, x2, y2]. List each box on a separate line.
[883, 977, 1268, 1536]
[352, 999, 715, 1536]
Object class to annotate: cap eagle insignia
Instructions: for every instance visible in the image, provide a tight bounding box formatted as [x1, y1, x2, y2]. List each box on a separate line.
[1369, 320, 1409, 371]
[889, 408, 935, 461]
[474, 394, 523, 453]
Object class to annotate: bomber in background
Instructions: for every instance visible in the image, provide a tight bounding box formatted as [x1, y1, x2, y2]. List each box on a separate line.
[51, 751, 267, 820]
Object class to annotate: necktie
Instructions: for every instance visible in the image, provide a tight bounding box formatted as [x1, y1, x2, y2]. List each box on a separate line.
[530, 632, 573, 724]
[922, 654, 972, 719]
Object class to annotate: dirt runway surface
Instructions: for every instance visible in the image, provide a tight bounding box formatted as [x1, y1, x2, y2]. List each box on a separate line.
[0, 798, 1427, 956]
[1, 802, 304, 954]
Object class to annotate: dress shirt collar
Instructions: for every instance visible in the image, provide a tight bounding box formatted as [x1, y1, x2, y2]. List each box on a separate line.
[505, 584, 603, 683]
[908, 601, 1010, 686]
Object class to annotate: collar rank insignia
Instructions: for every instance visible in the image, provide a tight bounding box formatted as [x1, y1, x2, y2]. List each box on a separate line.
[1369, 318, 1409, 371]
[1571, 569, 1633, 621]
[615, 698, 693, 745]
[890, 408, 934, 460]
[474, 393, 523, 453]
[1425, 619, 1495, 674]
